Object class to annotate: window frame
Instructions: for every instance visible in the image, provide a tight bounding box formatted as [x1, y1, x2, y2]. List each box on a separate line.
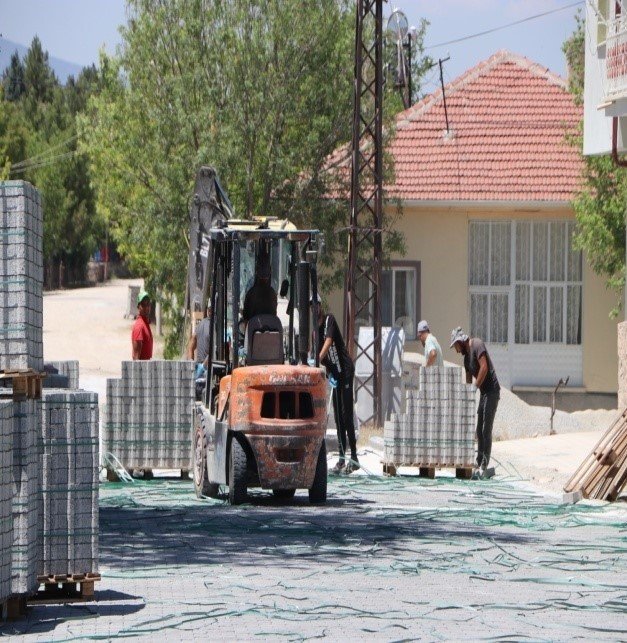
[468, 220, 583, 347]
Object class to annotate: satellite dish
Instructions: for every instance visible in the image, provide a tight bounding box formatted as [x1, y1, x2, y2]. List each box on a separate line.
[387, 9, 408, 41]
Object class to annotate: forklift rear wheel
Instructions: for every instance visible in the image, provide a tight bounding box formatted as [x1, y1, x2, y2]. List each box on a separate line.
[229, 436, 248, 505]
[193, 421, 219, 498]
[308, 440, 327, 504]
[272, 488, 296, 500]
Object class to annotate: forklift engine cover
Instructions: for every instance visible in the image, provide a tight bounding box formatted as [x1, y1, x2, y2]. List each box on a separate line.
[222, 364, 327, 489]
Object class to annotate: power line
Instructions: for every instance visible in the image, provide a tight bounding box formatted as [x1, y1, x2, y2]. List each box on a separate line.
[11, 135, 78, 170]
[425, 1, 584, 50]
[9, 151, 77, 175]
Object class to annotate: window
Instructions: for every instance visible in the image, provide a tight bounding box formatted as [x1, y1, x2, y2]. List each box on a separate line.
[515, 221, 582, 345]
[355, 263, 419, 339]
[468, 222, 511, 343]
[469, 220, 582, 346]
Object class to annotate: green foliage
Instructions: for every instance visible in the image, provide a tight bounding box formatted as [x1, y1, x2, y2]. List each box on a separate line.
[82, 0, 432, 356]
[0, 38, 104, 284]
[564, 11, 626, 316]
[3, 51, 26, 102]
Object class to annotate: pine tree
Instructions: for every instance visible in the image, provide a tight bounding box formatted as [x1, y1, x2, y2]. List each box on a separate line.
[3, 51, 26, 102]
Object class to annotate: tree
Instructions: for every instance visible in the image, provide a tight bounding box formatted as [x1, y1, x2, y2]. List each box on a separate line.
[564, 11, 627, 313]
[1, 38, 103, 286]
[81, 0, 432, 356]
[3, 52, 26, 102]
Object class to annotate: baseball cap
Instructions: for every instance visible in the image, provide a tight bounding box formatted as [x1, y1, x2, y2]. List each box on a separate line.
[137, 290, 151, 305]
[449, 326, 468, 347]
[417, 320, 429, 333]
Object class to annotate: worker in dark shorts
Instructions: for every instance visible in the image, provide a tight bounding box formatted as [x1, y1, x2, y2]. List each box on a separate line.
[315, 300, 359, 474]
[450, 327, 500, 478]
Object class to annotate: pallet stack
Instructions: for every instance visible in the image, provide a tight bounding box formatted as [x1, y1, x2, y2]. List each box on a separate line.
[39, 390, 99, 578]
[0, 401, 12, 613]
[384, 366, 476, 471]
[103, 360, 195, 470]
[564, 408, 627, 502]
[48, 361, 79, 389]
[10, 398, 41, 597]
[0, 181, 43, 372]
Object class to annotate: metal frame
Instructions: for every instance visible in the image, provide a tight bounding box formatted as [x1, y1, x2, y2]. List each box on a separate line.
[344, 0, 384, 427]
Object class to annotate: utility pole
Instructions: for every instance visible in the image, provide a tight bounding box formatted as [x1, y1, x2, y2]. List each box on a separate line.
[344, 0, 384, 427]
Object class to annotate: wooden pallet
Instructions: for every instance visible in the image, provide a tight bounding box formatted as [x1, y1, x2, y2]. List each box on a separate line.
[30, 573, 101, 603]
[383, 462, 473, 479]
[0, 369, 44, 400]
[564, 408, 627, 502]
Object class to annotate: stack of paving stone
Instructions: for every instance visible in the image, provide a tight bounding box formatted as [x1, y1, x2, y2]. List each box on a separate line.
[384, 366, 476, 466]
[0, 401, 13, 607]
[48, 360, 79, 389]
[0, 181, 43, 372]
[39, 390, 99, 577]
[103, 360, 195, 470]
[10, 399, 41, 596]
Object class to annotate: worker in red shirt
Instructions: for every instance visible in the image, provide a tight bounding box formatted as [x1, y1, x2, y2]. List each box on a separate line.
[131, 290, 153, 360]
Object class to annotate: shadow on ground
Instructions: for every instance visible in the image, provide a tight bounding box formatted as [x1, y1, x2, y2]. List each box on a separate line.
[1, 591, 144, 637]
[98, 477, 538, 571]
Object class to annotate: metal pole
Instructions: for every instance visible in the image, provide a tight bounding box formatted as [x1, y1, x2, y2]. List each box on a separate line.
[344, 0, 384, 427]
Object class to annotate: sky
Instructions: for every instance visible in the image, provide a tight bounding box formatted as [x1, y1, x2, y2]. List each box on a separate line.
[0, 0, 582, 93]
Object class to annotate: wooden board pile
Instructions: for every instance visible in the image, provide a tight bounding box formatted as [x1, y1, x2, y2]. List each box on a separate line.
[103, 360, 195, 470]
[564, 408, 627, 502]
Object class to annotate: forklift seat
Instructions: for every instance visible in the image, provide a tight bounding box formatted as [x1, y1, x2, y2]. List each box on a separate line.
[246, 314, 284, 366]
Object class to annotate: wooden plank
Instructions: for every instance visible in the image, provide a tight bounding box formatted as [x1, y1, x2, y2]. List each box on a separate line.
[419, 467, 435, 479]
[456, 467, 473, 480]
[564, 409, 627, 498]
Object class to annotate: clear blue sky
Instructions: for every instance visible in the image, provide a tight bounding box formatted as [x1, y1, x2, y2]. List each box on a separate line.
[0, 0, 582, 92]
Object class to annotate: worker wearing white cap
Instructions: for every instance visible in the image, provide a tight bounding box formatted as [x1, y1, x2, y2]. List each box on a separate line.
[417, 320, 443, 368]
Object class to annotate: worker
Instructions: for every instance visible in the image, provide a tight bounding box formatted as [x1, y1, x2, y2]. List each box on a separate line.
[315, 299, 359, 475]
[131, 290, 153, 360]
[450, 327, 500, 478]
[187, 302, 211, 378]
[242, 253, 277, 322]
[417, 320, 443, 367]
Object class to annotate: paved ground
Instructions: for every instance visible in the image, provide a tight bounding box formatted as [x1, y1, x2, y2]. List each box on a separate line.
[4, 461, 626, 641]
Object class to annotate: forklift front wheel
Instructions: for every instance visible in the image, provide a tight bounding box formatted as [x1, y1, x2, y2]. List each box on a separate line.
[228, 436, 248, 505]
[193, 420, 219, 499]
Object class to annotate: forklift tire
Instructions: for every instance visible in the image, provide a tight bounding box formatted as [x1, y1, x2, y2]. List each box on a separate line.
[228, 436, 248, 505]
[193, 419, 219, 499]
[308, 440, 327, 504]
[273, 488, 296, 500]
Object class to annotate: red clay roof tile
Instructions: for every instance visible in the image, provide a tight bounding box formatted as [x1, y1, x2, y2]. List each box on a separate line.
[386, 50, 582, 202]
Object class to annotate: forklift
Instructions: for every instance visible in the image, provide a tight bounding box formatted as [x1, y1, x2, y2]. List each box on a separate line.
[187, 167, 328, 505]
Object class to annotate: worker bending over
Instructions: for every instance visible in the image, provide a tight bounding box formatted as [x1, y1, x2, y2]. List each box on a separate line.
[315, 299, 359, 475]
[417, 320, 443, 367]
[450, 327, 500, 479]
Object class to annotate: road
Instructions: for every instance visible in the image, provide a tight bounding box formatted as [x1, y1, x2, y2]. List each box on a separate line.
[5, 470, 626, 641]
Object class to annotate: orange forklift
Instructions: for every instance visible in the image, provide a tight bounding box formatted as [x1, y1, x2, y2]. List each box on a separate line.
[187, 167, 328, 505]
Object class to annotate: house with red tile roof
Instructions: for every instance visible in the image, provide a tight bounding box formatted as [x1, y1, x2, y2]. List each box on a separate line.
[327, 50, 618, 398]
